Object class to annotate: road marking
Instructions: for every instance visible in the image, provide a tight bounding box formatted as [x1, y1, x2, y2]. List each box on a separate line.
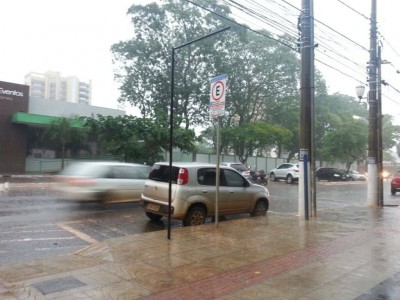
[57, 223, 98, 244]
[0, 237, 75, 243]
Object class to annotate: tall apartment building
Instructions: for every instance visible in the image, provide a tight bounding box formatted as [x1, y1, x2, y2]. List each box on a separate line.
[24, 71, 92, 105]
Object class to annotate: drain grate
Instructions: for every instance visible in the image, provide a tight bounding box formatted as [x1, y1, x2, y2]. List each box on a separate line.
[32, 275, 86, 295]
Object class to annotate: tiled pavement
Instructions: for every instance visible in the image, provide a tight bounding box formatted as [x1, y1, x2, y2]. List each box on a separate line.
[1, 205, 400, 299]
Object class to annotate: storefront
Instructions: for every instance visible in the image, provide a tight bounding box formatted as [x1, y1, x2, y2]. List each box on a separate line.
[0, 80, 125, 175]
[0, 81, 29, 174]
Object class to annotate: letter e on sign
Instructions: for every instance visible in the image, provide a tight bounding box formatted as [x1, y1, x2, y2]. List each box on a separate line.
[210, 74, 227, 118]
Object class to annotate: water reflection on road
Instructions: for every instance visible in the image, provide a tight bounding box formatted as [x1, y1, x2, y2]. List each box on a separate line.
[267, 180, 397, 214]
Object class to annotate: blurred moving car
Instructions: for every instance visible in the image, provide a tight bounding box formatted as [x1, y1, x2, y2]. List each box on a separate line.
[391, 171, 400, 195]
[316, 167, 348, 181]
[269, 163, 299, 184]
[346, 170, 367, 181]
[220, 162, 251, 180]
[140, 162, 270, 226]
[54, 161, 151, 203]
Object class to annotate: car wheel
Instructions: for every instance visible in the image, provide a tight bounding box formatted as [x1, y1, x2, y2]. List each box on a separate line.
[183, 206, 206, 226]
[251, 200, 268, 217]
[270, 173, 276, 181]
[392, 188, 396, 195]
[286, 174, 294, 184]
[146, 212, 163, 221]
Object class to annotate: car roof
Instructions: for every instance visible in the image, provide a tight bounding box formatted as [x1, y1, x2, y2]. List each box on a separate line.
[69, 161, 148, 167]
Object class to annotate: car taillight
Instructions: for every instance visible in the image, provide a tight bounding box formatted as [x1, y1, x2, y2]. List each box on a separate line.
[177, 168, 189, 185]
[68, 178, 96, 186]
[294, 169, 299, 172]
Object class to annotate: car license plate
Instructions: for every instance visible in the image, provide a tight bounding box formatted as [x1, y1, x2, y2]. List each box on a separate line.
[147, 203, 160, 212]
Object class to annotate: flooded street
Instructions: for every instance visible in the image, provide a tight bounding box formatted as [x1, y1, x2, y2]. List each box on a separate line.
[0, 178, 398, 266]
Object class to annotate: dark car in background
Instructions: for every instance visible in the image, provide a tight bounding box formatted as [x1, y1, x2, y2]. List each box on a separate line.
[316, 167, 348, 181]
[391, 171, 400, 195]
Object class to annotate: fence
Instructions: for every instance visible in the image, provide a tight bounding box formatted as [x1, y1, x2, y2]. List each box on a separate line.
[25, 153, 293, 174]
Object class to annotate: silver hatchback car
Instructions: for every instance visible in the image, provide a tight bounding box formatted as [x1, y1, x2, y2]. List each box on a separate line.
[140, 162, 270, 226]
[54, 161, 151, 203]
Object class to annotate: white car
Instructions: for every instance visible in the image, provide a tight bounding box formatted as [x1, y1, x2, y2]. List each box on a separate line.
[54, 161, 151, 203]
[269, 163, 299, 184]
[347, 170, 366, 181]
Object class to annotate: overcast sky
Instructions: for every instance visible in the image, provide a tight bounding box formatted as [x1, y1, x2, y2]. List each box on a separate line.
[1, 0, 399, 122]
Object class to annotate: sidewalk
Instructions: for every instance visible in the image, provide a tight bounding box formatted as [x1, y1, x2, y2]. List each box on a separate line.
[1, 204, 400, 299]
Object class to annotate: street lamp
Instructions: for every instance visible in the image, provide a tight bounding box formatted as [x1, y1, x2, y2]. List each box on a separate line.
[167, 27, 230, 240]
[356, 85, 366, 102]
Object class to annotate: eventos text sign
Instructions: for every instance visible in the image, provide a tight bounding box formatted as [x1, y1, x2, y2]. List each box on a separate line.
[0, 81, 28, 102]
[209, 74, 227, 118]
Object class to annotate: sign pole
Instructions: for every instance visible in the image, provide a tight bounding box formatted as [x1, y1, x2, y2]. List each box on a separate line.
[215, 116, 221, 227]
[210, 74, 227, 227]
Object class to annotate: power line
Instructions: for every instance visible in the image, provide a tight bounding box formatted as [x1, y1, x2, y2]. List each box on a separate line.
[186, 0, 298, 51]
[336, 0, 369, 20]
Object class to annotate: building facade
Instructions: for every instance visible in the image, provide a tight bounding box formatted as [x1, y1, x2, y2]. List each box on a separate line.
[0, 80, 125, 174]
[0, 81, 30, 174]
[24, 71, 92, 105]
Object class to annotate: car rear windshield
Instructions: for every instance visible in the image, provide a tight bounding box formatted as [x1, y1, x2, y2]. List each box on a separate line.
[148, 165, 180, 183]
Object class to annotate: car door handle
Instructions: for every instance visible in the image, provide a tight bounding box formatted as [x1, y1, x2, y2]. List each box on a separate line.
[202, 190, 208, 193]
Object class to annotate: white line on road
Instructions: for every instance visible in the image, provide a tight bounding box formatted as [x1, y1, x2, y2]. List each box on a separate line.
[57, 223, 98, 244]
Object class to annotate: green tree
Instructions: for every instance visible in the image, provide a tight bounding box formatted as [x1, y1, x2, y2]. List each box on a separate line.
[44, 117, 87, 169]
[111, 0, 230, 129]
[221, 123, 292, 164]
[314, 93, 368, 165]
[319, 119, 368, 170]
[83, 115, 196, 164]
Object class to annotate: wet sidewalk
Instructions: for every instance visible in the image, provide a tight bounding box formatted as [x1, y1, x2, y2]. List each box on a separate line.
[1, 205, 400, 299]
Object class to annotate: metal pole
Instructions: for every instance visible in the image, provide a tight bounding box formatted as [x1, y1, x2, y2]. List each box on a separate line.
[215, 117, 221, 227]
[168, 48, 175, 240]
[377, 45, 384, 206]
[168, 27, 230, 239]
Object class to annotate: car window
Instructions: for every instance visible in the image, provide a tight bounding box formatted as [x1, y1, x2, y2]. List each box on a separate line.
[148, 165, 180, 183]
[197, 168, 226, 186]
[107, 165, 151, 179]
[278, 164, 287, 169]
[223, 169, 245, 187]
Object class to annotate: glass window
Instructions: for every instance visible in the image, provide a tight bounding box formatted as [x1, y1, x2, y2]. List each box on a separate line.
[223, 169, 245, 187]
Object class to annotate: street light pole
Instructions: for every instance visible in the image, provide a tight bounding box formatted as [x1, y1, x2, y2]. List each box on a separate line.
[168, 27, 230, 240]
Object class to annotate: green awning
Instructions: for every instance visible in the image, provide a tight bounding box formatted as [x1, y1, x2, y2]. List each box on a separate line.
[12, 112, 83, 128]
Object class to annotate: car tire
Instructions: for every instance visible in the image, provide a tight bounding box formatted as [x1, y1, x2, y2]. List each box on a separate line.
[286, 174, 294, 184]
[270, 173, 276, 181]
[391, 188, 396, 195]
[146, 212, 163, 221]
[183, 206, 206, 226]
[251, 200, 268, 217]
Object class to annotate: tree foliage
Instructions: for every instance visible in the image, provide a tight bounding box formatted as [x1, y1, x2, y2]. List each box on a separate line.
[82, 115, 196, 164]
[221, 123, 292, 163]
[44, 117, 87, 169]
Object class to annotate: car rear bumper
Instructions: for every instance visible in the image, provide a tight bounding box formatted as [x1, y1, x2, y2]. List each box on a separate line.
[140, 199, 175, 217]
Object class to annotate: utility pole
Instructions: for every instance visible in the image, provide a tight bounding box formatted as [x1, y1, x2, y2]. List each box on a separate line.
[299, 0, 315, 218]
[367, 0, 379, 206]
[377, 45, 384, 206]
